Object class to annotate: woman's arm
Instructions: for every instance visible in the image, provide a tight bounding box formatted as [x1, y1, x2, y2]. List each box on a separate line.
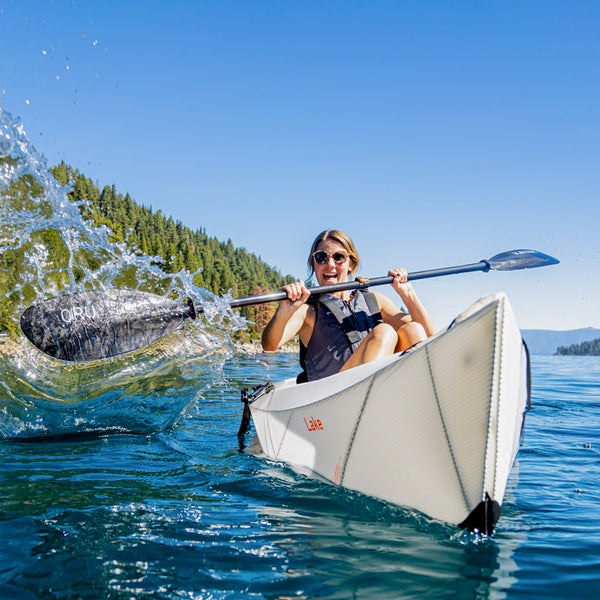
[376, 269, 435, 336]
[261, 281, 311, 351]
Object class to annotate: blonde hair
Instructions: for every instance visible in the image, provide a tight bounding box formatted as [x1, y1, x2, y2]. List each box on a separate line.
[307, 229, 359, 279]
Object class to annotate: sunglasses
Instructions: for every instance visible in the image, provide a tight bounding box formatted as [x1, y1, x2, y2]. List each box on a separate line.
[312, 250, 349, 265]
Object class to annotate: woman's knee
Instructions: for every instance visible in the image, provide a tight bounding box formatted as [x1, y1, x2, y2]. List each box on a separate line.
[371, 323, 399, 347]
[396, 322, 427, 352]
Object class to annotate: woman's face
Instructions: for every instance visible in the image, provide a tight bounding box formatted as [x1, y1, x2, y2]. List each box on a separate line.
[312, 239, 352, 286]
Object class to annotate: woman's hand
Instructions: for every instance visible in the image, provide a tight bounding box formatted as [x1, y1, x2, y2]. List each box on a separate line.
[388, 268, 414, 298]
[280, 280, 311, 311]
[385, 268, 435, 337]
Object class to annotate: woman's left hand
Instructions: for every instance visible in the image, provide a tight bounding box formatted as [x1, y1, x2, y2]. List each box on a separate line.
[385, 268, 436, 337]
[388, 268, 413, 297]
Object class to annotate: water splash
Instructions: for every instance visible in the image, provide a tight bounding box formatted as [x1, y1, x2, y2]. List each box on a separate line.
[0, 106, 246, 438]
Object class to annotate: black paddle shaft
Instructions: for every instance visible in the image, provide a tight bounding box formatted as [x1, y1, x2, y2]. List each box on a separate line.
[226, 261, 490, 310]
[225, 249, 559, 311]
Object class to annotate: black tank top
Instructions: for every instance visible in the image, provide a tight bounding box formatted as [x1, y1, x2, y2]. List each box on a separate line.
[299, 290, 383, 382]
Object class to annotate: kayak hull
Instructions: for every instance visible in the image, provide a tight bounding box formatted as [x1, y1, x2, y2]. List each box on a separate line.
[248, 293, 529, 533]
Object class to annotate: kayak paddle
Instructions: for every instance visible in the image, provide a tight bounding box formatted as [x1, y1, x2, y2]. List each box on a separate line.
[20, 249, 558, 362]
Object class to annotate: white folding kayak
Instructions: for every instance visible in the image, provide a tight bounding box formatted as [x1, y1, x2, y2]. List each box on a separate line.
[244, 293, 530, 534]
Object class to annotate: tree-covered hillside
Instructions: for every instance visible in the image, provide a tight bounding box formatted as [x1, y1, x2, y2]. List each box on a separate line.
[1, 161, 294, 339]
[51, 162, 295, 339]
[51, 162, 294, 296]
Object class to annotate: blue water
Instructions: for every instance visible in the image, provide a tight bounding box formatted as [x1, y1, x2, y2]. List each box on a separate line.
[2, 104, 599, 598]
[1, 353, 598, 599]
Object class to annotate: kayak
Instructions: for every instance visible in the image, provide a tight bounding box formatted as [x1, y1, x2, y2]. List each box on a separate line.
[244, 293, 530, 534]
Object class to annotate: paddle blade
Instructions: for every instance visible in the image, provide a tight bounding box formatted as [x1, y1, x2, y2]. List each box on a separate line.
[487, 249, 559, 271]
[20, 289, 192, 362]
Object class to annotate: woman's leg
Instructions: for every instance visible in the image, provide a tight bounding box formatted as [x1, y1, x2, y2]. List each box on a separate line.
[339, 323, 398, 372]
[395, 321, 427, 352]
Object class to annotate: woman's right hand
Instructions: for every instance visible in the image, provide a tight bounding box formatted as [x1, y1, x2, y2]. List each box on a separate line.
[281, 280, 311, 307]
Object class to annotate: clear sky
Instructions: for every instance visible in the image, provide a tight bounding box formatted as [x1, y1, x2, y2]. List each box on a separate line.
[1, 0, 598, 330]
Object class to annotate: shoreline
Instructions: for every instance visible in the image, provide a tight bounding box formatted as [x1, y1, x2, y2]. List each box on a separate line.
[236, 341, 299, 355]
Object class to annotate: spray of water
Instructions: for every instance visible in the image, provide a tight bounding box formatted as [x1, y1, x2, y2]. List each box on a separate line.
[0, 106, 248, 438]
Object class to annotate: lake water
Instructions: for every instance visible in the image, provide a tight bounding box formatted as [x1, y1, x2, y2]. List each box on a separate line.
[1, 353, 598, 600]
[2, 103, 599, 599]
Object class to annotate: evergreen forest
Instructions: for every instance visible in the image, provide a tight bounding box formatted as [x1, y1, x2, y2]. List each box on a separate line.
[1, 161, 295, 340]
[555, 338, 600, 356]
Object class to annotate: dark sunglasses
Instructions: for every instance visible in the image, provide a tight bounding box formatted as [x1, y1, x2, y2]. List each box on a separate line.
[312, 250, 349, 265]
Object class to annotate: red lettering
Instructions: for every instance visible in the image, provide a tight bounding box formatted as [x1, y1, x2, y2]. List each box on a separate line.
[304, 416, 324, 432]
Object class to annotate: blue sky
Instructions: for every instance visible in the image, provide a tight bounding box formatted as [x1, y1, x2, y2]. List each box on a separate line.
[2, 0, 598, 330]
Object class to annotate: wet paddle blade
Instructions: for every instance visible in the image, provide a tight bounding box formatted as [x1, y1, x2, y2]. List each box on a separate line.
[487, 249, 560, 271]
[20, 289, 192, 362]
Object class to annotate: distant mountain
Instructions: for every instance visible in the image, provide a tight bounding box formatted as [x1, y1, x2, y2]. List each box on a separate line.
[521, 328, 600, 355]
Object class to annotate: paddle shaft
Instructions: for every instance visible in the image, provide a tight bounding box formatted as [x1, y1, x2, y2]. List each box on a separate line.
[207, 260, 490, 313]
[217, 247, 561, 312]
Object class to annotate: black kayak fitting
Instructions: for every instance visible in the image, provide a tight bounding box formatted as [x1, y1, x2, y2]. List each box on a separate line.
[458, 493, 502, 535]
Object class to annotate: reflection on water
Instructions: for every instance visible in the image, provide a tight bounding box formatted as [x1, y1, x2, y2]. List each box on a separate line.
[1, 106, 243, 438]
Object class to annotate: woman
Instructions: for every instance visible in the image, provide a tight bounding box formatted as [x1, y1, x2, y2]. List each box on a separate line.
[261, 229, 435, 382]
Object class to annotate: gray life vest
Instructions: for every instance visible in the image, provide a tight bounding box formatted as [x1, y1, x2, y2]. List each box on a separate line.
[298, 290, 383, 382]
